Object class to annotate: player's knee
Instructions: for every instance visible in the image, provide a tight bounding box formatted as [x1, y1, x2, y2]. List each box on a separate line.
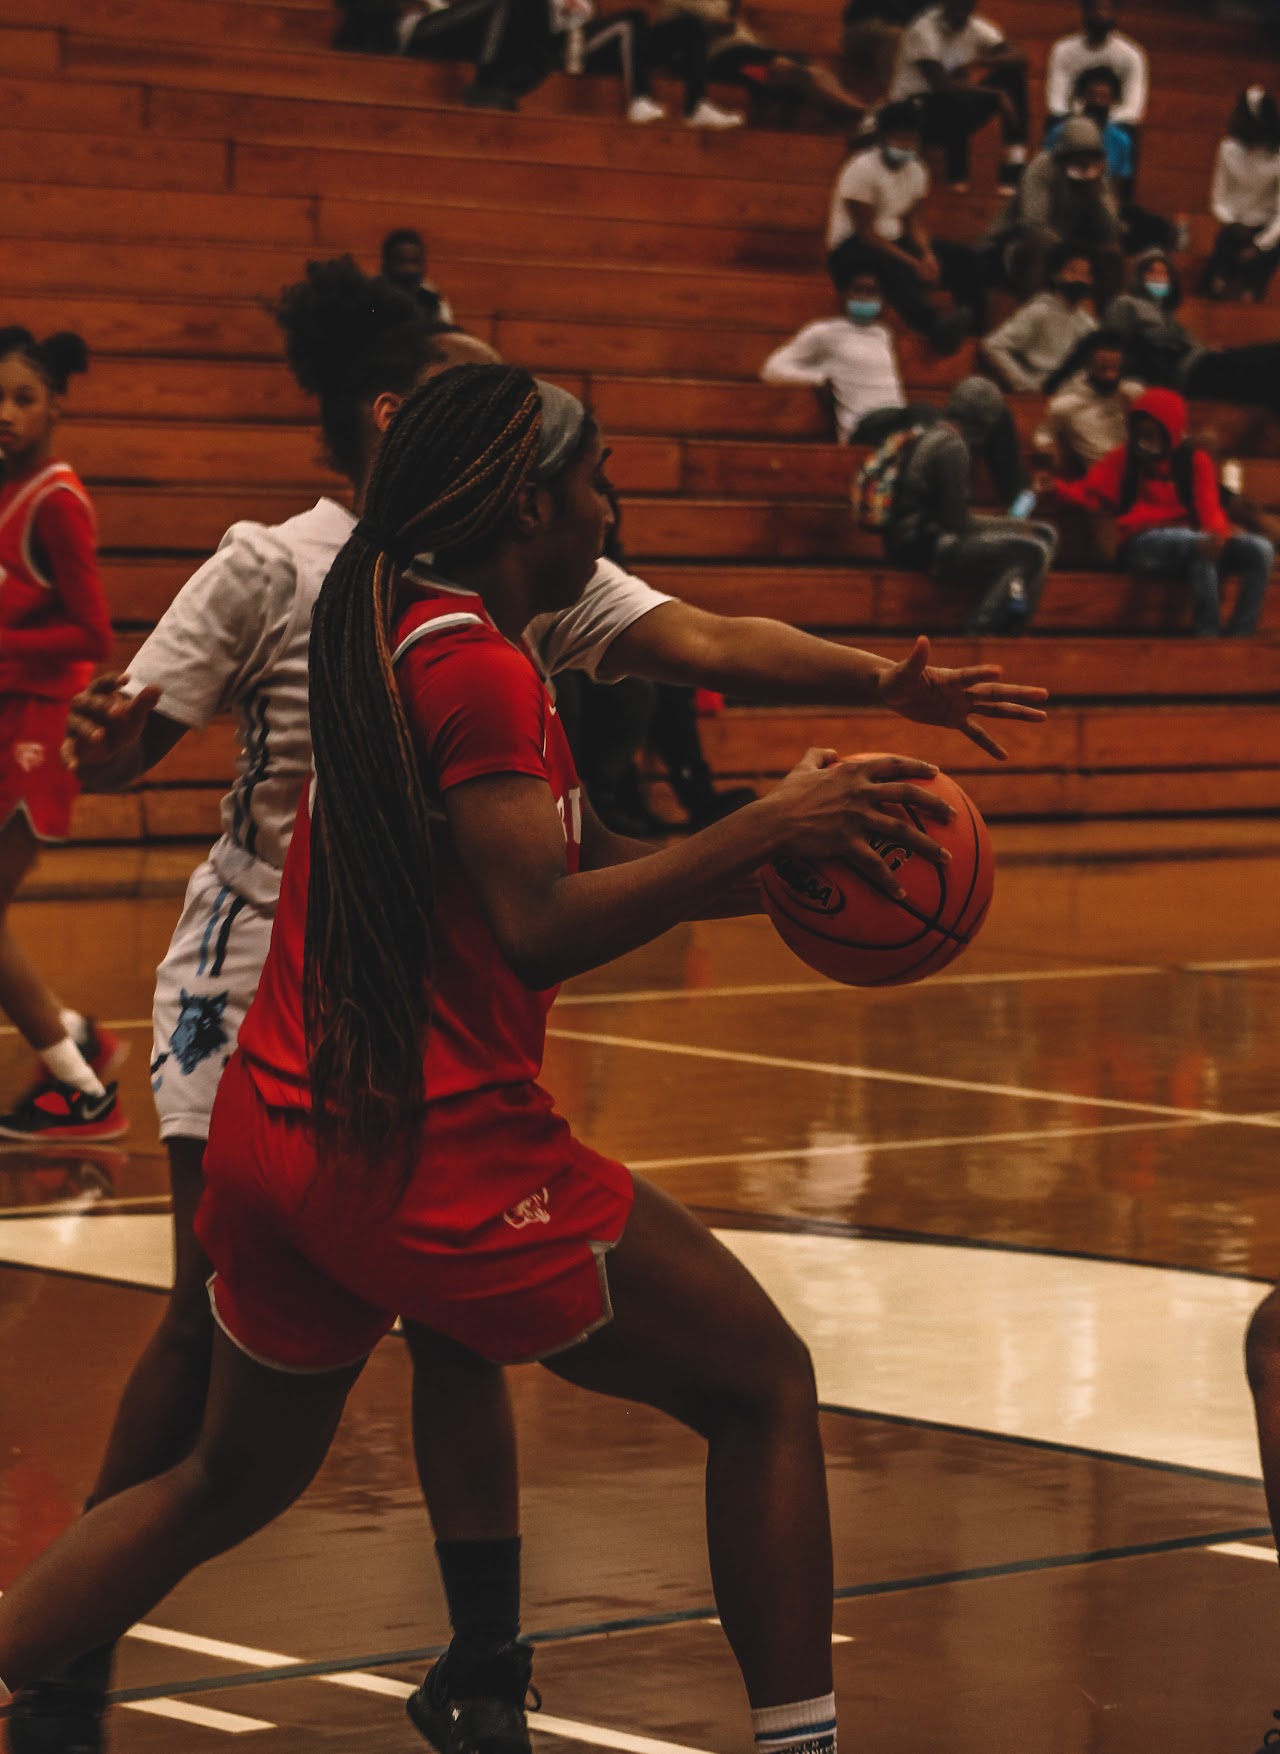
[1246, 1289, 1280, 1393]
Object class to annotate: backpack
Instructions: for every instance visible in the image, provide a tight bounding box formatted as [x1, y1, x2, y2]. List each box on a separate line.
[853, 424, 928, 531]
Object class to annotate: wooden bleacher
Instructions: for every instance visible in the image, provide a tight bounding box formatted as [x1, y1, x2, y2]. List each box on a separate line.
[1, 0, 1279, 838]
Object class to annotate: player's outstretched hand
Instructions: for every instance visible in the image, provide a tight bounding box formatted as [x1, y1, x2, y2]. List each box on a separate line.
[769, 749, 954, 902]
[878, 635, 1049, 762]
[62, 674, 163, 771]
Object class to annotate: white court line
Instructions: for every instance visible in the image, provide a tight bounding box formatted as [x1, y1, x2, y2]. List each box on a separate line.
[122, 1698, 273, 1733]
[1209, 1542, 1278, 1563]
[547, 1027, 1280, 1132]
[557, 957, 1280, 1010]
[628, 1117, 1201, 1173]
[126, 1621, 716, 1754]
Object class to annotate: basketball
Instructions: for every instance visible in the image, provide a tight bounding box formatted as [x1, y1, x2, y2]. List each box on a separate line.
[759, 768, 994, 988]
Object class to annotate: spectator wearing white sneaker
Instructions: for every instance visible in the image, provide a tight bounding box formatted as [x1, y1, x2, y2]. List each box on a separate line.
[559, 0, 743, 126]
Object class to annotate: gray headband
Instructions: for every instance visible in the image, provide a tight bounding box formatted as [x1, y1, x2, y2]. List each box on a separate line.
[532, 379, 589, 482]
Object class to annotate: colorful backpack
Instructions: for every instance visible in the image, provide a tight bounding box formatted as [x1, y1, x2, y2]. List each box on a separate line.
[853, 423, 928, 531]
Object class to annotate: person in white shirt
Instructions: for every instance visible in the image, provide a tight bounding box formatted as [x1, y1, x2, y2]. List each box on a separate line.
[887, 0, 1029, 193]
[1206, 87, 1280, 302]
[825, 101, 985, 352]
[1045, 0, 1148, 169]
[761, 270, 909, 442]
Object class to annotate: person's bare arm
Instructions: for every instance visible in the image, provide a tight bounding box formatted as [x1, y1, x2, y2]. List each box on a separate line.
[445, 751, 955, 990]
[600, 600, 1048, 763]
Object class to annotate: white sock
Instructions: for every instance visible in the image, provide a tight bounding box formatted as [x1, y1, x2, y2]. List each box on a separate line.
[40, 1037, 106, 1099]
[752, 1693, 837, 1754]
[58, 1007, 87, 1046]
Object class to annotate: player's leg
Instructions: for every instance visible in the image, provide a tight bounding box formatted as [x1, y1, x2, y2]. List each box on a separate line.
[0, 811, 120, 1141]
[544, 1178, 833, 1718]
[403, 1326, 530, 1754]
[0, 1331, 359, 1696]
[1246, 1287, 1280, 1543]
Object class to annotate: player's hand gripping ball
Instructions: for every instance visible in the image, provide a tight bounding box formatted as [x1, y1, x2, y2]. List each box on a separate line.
[761, 765, 993, 988]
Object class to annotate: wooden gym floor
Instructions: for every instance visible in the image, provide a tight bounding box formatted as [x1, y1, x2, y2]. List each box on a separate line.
[1, 829, 1279, 1753]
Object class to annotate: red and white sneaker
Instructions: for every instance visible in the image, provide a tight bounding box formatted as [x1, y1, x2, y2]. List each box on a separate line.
[78, 1019, 129, 1082]
[0, 1081, 127, 1143]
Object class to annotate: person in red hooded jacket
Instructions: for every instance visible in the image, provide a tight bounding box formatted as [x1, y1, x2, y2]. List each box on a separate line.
[1040, 386, 1274, 635]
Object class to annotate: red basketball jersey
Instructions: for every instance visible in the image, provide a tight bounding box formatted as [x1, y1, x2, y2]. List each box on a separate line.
[238, 581, 584, 1110]
[0, 462, 111, 700]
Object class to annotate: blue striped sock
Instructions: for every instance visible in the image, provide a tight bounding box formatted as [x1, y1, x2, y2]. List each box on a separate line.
[751, 1692, 837, 1754]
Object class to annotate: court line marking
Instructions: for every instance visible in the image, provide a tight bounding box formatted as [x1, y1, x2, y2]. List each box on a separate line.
[556, 957, 1280, 1008]
[125, 1622, 716, 1754]
[121, 1697, 273, 1733]
[629, 1117, 1200, 1172]
[1209, 1541, 1278, 1563]
[546, 1027, 1280, 1131]
[102, 1523, 1274, 1721]
[0, 955, 1264, 1047]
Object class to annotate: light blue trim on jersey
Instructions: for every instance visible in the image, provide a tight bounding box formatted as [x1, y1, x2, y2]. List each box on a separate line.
[197, 885, 231, 977]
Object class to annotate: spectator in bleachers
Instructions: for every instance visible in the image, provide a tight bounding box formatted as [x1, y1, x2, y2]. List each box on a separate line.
[334, 0, 524, 106]
[840, 0, 917, 102]
[760, 270, 909, 442]
[1097, 248, 1280, 417]
[825, 101, 983, 354]
[1040, 388, 1273, 635]
[1206, 87, 1280, 302]
[379, 229, 455, 327]
[661, 0, 864, 121]
[1044, 328, 1144, 473]
[878, 377, 1057, 633]
[886, 0, 1030, 195]
[1045, 0, 1147, 163]
[558, 1, 742, 127]
[1050, 66, 1179, 255]
[984, 116, 1124, 307]
[981, 244, 1098, 394]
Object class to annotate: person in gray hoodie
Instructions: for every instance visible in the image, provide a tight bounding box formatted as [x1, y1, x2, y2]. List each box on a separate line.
[986, 114, 1125, 305]
[882, 377, 1058, 633]
[1052, 247, 1280, 418]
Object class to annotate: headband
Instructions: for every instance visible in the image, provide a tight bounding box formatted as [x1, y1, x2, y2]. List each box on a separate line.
[353, 377, 590, 558]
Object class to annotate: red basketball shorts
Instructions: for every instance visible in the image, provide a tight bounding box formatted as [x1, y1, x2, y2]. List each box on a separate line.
[0, 695, 79, 842]
[197, 1051, 636, 1373]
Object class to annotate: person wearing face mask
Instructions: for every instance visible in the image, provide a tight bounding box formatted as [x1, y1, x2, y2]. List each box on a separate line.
[981, 245, 1099, 394]
[1045, 330, 1144, 475]
[825, 101, 986, 352]
[1045, 0, 1147, 174]
[1041, 388, 1273, 636]
[1206, 87, 1280, 302]
[1047, 67, 1179, 253]
[985, 115, 1125, 308]
[1096, 249, 1280, 418]
[760, 271, 913, 443]
[881, 377, 1057, 635]
[886, 0, 1029, 195]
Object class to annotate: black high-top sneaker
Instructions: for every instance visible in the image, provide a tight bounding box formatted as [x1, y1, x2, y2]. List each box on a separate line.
[407, 1639, 539, 1754]
[6, 1644, 116, 1754]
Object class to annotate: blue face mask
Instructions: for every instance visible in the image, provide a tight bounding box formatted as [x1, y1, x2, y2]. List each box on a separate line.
[881, 146, 915, 170]
[846, 298, 883, 324]
[1144, 278, 1172, 302]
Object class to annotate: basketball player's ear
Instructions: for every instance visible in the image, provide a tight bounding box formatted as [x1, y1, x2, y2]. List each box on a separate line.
[511, 478, 555, 539]
[371, 391, 404, 435]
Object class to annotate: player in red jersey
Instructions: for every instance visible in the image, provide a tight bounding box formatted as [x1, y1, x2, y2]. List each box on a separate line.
[0, 365, 964, 1753]
[0, 329, 123, 1143]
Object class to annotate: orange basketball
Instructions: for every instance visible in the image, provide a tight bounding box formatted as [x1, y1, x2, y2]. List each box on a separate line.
[759, 768, 994, 988]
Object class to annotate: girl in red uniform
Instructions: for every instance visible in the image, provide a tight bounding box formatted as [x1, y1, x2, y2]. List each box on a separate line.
[0, 329, 122, 1142]
[0, 367, 957, 1752]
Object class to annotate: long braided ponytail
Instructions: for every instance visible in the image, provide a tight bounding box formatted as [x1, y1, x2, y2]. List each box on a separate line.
[305, 364, 545, 1155]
